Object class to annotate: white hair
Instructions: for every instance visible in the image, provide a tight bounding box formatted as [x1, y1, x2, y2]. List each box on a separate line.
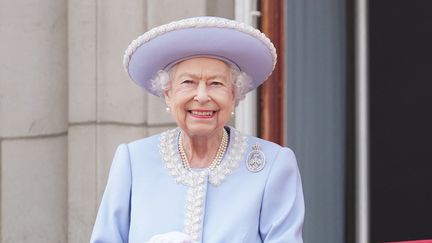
[150, 64, 253, 106]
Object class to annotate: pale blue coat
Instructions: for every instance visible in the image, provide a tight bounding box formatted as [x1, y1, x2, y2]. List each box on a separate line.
[90, 127, 304, 243]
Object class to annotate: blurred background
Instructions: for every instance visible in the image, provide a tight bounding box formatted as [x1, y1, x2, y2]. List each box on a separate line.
[0, 0, 431, 242]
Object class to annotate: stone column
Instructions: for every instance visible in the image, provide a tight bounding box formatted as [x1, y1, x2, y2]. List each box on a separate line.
[67, 0, 147, 242]
[0, 0, 68, 242]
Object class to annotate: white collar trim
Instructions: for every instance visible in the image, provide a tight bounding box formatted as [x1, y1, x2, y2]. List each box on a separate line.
[159, 127, 248, 186]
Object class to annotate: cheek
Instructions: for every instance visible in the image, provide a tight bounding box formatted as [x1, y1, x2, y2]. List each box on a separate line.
[170, 99, 186, 113]
[169, 103, 187, 125]
[214, 91, 235, 115]
[219, 89, 235, 106]
[169, 97, 192, 120]
[171, 87, 195, 103]
[168, 88, 191, 107]
[212, 86, 234, 98]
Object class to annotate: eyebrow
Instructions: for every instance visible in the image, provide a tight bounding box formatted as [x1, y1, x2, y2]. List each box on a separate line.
[176, 72, 229, 81]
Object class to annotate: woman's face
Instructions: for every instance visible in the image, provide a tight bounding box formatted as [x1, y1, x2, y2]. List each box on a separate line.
[164, 57, 235, 138]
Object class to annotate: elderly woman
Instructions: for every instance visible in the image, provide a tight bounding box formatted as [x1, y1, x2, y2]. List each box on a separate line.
[91, 17, 304, 243]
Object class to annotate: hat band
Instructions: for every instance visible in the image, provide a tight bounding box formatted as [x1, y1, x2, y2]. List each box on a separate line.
[163, 55, 241, 72]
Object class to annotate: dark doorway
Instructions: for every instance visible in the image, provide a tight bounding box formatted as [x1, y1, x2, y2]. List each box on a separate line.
[369, 0, 432, 242]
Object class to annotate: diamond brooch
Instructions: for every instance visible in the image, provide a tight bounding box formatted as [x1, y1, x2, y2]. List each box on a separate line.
[246, 143, 266, 172]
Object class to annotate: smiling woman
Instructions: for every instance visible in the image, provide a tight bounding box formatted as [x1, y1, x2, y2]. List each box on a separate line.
[90, 16, 304, 243]
[165, 58, 234, 139]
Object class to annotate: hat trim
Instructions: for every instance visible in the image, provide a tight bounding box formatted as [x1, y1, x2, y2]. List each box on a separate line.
[123, 17, 277, 75]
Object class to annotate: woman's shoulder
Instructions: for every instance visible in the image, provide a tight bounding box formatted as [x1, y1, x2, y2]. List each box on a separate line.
[245, 135, 282, 149]
[241, 131, 294, 157]
[126, 128, 178, 148]
[127, 132, 161, 148]
[125, 128, 180, 156]
[122, 129, 175, 167]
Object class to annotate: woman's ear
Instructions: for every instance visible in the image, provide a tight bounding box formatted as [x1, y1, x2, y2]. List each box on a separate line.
[163, 90, 171, 107]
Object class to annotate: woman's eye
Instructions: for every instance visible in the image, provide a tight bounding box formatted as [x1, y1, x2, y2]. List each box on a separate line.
[210, 81, 223, 86]
[181, 80, 194, 84]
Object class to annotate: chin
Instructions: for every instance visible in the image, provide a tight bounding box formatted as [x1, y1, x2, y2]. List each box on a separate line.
[183, 124, 223, 137]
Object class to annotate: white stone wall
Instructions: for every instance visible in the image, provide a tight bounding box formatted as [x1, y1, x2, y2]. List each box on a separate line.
[0, 0, 68, 242]
[0, 0, 233, 242]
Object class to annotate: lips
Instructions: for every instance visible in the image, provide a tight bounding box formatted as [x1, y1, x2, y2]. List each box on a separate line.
[189, 110, 215, 118]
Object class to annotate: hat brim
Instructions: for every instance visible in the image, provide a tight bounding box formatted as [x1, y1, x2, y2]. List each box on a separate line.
[127, 24, 275, 96]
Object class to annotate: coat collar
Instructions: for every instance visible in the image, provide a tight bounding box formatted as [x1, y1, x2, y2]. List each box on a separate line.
[159, 126, 248, 186]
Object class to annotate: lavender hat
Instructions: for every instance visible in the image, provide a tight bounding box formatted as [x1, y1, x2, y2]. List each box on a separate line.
[123, 16, 277, 96]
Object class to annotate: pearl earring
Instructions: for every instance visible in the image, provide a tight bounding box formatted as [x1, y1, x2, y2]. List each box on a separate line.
[165, 107, 170, 112]
[231, 111, 235, 116]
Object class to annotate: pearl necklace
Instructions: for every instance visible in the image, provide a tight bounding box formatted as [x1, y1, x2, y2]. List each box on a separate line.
[178, 129, 229, 171]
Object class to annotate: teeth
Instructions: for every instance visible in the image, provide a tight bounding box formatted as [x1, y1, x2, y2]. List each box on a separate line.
[191, 111, 213, 116]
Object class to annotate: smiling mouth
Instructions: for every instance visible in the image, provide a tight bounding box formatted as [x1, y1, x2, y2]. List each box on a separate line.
[189, 110, 215, 118]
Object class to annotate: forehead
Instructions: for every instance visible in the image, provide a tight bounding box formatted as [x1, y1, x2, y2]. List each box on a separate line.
[172, 57, 231, 78]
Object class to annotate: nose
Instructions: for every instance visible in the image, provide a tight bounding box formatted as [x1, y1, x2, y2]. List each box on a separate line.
[194, 82, 210, 103]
